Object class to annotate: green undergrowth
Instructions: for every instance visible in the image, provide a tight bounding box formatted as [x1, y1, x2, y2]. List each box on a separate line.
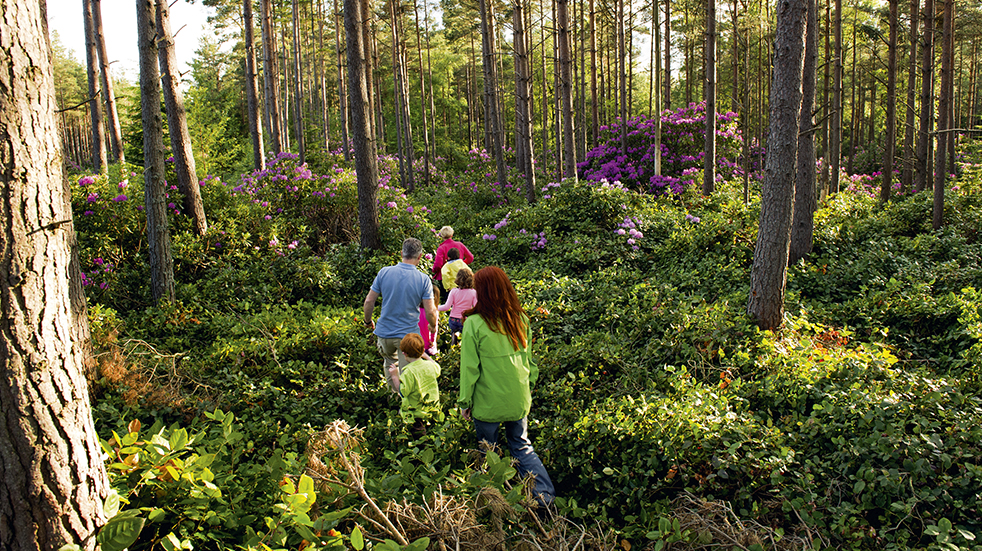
[73, 150, 982, 550]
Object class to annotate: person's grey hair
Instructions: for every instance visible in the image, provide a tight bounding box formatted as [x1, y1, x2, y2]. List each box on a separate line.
[402, 238, 423, 259]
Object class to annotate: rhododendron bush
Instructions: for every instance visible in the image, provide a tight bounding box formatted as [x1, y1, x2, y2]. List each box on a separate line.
[577, 102, 756, 195]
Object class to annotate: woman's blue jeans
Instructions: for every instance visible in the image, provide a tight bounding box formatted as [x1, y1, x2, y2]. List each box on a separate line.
[473, 417, 555, 505]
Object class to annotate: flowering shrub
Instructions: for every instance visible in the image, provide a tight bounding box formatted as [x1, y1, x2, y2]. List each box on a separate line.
[577, 103, 748, 195]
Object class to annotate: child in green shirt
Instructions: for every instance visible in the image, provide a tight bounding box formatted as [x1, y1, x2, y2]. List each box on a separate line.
[390, 333, 444, 435]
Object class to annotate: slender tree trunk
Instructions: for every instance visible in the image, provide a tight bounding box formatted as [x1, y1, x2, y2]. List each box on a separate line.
[261, 0, 284, 155]
[362, 0, 377, 142]
[390, 0, 407, 187]
[829, 0, 842, 191]
[91, 0, 123, 163]
[291, 0, 307, 164]
[881, 0, 898, 202]
[618, 0, 627, 156]
[902, 0, 919, 193]
[514, 0, 537, 200]
[590, 0, 599, 146]
[412, 0, 431, 185]
[558, 0, 576, 178]
[0, 1, 109, 547]
[820, 0, 830, 199]
[82, 0, 107, 172]
[138, 0, 176, 302]
[345, 0, 381, 248]
[664, 0, 671, 111]
[244, 0, 266, 170]
[654, 0, 662, 176]
[703, 0, 717, 195]
[335, 0, 350, 160]
[731, 0, 739, 112]
[933, 0, 952, 230]
[748, 0, 807, 331]
[156, 0, 207, 235]
[790, 0, 817, 264]
[478, 0, 508, 184]
[916, 0, 935, 192]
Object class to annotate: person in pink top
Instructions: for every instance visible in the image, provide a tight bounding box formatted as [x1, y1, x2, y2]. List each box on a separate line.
[432, 226, 474, 293]
[438, 266, 478, 345]
[418, 282, 441, 356]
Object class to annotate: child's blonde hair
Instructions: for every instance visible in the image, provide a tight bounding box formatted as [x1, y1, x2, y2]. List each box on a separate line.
[455, 266, 474, 289]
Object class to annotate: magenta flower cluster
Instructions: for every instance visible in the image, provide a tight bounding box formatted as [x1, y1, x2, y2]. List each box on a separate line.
[577, 102, 747, 195]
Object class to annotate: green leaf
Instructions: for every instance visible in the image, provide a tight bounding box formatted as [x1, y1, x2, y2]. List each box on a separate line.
[939, 518, 953, 532]
[169, 428, 189, 451]
[148, 508, 166, 522]
[853, 480, 866, 493]
[298, 473, 315, 497]
[103, 489, 121, 519]
[351, 526, 365, 550]
[97, 513, 146, 551]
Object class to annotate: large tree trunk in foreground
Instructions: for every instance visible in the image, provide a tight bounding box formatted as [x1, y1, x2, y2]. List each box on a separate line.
[138, 0, 176, 302]
[346, 0, 381, 249]
[748, 0, 808, 330]
[0, 1, 109, 548]
[156, 0, 207, 236]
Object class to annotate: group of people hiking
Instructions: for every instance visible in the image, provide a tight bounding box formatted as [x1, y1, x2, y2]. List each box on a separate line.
[362, 227, 555, 507]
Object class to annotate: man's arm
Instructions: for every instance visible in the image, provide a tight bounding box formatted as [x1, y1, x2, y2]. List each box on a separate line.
[363, 289, 380, 329]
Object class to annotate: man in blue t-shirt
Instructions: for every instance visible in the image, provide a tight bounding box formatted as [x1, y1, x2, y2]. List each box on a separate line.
[363, 238, 437, 391]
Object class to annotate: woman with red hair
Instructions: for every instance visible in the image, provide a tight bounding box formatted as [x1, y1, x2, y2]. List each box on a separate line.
[457, 266, 555, 507]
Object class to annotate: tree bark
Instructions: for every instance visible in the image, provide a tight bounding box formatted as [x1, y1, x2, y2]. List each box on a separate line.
[244, 0, 266, 171]
[291, 0, 307, 164]
[748, 0, 807, 331]
[261, 0, 284, 155]
[617, 0, 627, 157]
[346, 0, 382, 248]
[881, 0, 898, 202]
[933, 0, 952, 230]
[916, 0, 934, 192]
[91, 0, 124, 163]
[664, 0, 671, 111]
[335, 0, 350, 160]
[478, 0, 508, 185]
[589, 0, 599, 146]
[412, 0, 431, 185]
[514, 0, 537, 200]
[703, 0, 717, 195]
[558, 0, 576, 179]
[902, 0, 918, 193]
[790, 0, 817, 265]
[830, 0, 842, 192]
[82, 0, 107, 172]
[0, 2, 109, 548]
[156, 0, 207, 236]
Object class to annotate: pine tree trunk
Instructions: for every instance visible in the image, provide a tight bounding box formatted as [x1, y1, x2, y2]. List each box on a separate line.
[915, 0, 934, 192]
[618, 0, 627, 156]
[244, 0, 266, 170]
[901, 0, 918, 193]
[703, 0, 717, 195]
[558, 0, 576, 179]
[478, 0, 508, 185]
[346, 0, 382, 248]
[261, 0, 284, 155]
[830, 0, 842, 191]
[82, 0, 107, 172]
[291, 0, 307, 164]
[92, 0, 123, 163]
[933, 0, 952, 230]
[335, 0, 350, 161]
[589, 0, 599, 146]
[748, 0, 807, 331]
[790, 0, 817, 265]
[138, 0, 176, 302]
[412, 0, 431, 185]
[881, 0, 898, 202]
[156, 0, 207, 236]
[514, 0, 536, 200]
[664, 0, 671, 111]
[1, 2, 109, 548]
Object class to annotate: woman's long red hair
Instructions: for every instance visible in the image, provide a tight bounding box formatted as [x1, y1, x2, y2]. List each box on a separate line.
[464, 266, 527, 350]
